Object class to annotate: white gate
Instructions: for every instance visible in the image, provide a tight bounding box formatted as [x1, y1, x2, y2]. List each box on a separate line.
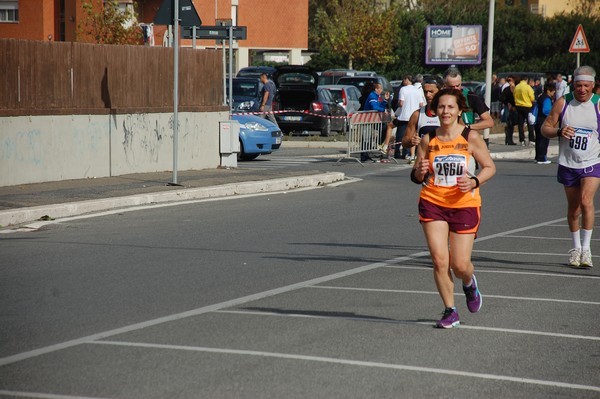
[338, 111, 394, 165]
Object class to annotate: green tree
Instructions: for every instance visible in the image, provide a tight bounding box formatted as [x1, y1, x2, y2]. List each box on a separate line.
[78, 0, 143, 45]
[310, 0, 397, 70]
[309, 0, 599, 79]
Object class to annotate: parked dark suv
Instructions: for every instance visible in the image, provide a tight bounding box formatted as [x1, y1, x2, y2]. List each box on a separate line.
[272, 65, 345, 136]
[236, 66, 276, 79]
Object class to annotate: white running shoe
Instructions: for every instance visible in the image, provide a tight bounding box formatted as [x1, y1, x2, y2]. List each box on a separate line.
[580, 249, 593, 268]
[379, 144, 388, 153]
[568, 248, 581, 267]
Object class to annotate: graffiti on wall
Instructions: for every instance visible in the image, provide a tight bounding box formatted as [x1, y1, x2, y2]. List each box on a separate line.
[122, 114, 170, 165]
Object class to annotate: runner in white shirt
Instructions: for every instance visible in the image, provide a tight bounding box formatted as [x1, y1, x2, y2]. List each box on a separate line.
[542, 65, 600, 268]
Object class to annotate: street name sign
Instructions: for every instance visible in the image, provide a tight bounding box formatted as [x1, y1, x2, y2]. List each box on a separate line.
[181, 26, 247, 40]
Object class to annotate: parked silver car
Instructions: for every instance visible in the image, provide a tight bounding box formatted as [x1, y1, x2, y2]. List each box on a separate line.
[319, 84, 361, 131]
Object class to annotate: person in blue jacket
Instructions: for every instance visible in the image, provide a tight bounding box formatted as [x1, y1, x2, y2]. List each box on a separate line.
[363, 83, 390, 111]
[534, 82, 556, 164]
[360, 83, 390, 162]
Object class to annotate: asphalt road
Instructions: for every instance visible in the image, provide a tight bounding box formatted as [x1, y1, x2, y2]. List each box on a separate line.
[1, 157, 598, 398]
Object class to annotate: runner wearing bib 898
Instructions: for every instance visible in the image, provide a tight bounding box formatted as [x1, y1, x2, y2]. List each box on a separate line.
[542, 66, 600, 268]
[410, 88, 496, 328]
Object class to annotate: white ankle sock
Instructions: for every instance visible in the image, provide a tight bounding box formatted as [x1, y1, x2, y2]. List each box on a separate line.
[572, 230, 581, 249]
[581, 229, 593, 251]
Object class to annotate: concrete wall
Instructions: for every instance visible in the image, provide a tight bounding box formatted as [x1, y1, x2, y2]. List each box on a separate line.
[0, 111, 227, 186]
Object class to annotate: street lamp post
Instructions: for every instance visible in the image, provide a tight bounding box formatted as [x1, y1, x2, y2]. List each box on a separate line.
[484, 0, 495, 144]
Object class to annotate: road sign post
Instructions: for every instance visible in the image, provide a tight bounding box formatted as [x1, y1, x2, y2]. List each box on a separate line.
[154, 0, 202, 186]
[569, 24, 590, 69]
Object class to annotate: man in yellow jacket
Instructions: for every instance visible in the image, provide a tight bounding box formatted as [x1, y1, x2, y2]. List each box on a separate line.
[514, 76, 536, 145]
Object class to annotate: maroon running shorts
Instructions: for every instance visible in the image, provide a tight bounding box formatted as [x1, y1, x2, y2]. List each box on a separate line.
[418, 198, 481, 235]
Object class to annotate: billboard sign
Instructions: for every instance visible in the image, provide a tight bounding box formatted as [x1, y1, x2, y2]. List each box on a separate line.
[425, 25, 482, 65]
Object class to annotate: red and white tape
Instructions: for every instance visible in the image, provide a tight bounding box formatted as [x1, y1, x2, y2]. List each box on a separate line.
[231, 110, 348, 119]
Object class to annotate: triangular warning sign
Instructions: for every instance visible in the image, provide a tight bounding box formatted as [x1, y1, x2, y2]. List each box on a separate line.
[569, 24, 590, 53]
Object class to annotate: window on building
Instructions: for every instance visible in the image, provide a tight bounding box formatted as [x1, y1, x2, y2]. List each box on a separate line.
[117, 1, 134, 15]
[0, 1, 18, 22]
[231, 2, 238, 26]
[115, 1, 136, 28]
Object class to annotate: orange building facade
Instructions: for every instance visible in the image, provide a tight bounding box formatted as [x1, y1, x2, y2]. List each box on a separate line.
[0, 0, 310, 69]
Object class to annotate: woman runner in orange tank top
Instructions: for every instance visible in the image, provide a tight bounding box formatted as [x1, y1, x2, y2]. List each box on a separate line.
[410, 88, 496, 328]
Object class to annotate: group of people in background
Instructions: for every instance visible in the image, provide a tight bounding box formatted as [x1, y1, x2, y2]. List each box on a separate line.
[492, 72, 600, 164]
[359, 67, 494, 164]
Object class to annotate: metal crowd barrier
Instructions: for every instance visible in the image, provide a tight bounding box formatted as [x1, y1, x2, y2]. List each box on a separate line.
[337, 111, 395, 165]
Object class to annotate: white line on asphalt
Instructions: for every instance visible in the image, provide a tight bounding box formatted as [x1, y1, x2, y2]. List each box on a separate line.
[311, 285, 600, 306]
[0, 255, 425, 367]
[89, 340, 600, 393]
[216, 309, 600, 341]
[0, 390, 111, 399]
[502, 235, 600, 241]
[471, 249, 597, 257]
[383, 264, 600, 279]
[0, 215, 589, 367]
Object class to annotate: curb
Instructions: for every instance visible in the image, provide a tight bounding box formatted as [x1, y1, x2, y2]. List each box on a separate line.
[283, 141, 347, 149]
[0, 172, 345, 228]
[489, 143, 558, 160]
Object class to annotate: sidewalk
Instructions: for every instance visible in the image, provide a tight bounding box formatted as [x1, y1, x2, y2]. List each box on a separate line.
[0, 133, 557, 229]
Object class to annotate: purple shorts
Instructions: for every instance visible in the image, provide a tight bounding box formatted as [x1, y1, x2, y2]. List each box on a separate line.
[557, 163, 600, 187]
[418, 199, 481, 235]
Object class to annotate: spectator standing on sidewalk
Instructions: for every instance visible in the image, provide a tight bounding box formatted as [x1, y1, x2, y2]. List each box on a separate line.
[555, 73, 568, 100]
[490, 74, 502, 120]
[534, 83, 556, 164]
[514, 76, 536, 145]
[541, 65, 600, 268]
[259, 73, 279, 128]
[358, 81, 375, 111]
[381, 75, 423, 159]
[533, 77, 543, 99]
[410, 88, 496, 328]
[363, 83, 390, 112]
[500, 77, 517, 145]
[361, 83, 389, 162]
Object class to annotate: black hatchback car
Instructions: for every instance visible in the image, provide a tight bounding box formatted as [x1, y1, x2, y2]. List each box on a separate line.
[227, 77, 263, 112]
[272, 65, 345, 136]
[236, 66, 276, 79]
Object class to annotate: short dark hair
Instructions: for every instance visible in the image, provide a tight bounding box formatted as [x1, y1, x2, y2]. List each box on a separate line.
[423, 75, 443, 88]
[431, 88, 468, 114]
[543, 82, 555, 93]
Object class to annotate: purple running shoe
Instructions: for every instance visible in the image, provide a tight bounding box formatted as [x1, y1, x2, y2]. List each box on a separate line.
[463, 275, 482, 313]
[436, 307, 460, 328]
